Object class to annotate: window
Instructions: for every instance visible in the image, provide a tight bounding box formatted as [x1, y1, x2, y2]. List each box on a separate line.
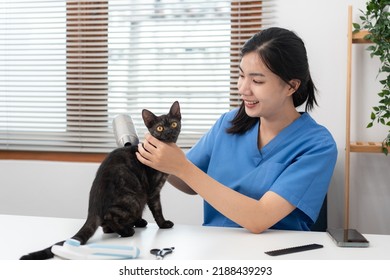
[0, 0, 274, 159]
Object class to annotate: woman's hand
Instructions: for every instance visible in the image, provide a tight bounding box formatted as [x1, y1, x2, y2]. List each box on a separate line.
[136, 133, 187, 176]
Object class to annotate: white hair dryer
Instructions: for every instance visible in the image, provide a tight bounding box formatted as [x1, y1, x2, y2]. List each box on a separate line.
[112, 114, 139, 147]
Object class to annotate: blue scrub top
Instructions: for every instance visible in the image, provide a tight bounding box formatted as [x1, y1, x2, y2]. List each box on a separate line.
[186, 109, 338, 231]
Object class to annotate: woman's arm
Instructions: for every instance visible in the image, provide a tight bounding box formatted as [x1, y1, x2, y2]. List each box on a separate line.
[136, 134, 295, 234]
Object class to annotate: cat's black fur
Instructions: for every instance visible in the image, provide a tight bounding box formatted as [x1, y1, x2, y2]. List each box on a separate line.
[20, 101, 181, 260]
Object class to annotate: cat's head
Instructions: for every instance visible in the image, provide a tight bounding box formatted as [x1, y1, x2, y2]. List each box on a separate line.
[142, 101, 181, 143]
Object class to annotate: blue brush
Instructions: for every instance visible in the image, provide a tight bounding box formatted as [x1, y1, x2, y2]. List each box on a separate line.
[51, 239, 140, 260]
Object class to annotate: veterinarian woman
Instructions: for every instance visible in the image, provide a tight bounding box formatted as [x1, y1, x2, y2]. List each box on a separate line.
[136, 27, 337, 233]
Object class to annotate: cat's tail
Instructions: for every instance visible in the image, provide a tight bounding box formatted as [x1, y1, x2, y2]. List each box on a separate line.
[70, 215, 101, 244]
[20, 240, 65, 260]
[20, 215, 100, 260]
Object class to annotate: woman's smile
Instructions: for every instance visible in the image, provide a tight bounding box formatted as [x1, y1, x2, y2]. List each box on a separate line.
[243, 99, 260, 108]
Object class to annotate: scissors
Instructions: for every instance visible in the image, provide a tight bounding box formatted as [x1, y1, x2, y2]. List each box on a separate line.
[150, 247, 174, 260]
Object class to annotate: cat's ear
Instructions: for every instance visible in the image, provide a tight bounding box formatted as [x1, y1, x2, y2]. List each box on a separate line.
[169, 101, 181, 120]
[142, 109, 157, 128]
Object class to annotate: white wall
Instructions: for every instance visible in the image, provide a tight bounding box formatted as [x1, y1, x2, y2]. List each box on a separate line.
[0, 160, 204, 225]
[0, 0, 389, 234]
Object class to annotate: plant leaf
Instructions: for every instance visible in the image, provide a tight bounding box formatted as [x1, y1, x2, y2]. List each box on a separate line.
[353, 23, 361, 30]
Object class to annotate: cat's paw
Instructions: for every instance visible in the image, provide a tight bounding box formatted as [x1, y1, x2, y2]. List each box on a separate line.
[102, 225, 115, 233]
[158, 220, 174, 229]
[118, 227, 135, 237]
[134, 219, 148, 228]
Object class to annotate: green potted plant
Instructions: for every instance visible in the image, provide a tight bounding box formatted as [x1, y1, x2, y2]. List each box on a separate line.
[353, 0, 390, 155]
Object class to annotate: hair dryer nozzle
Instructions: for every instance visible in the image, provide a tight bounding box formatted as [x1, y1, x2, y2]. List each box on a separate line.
[112, 114, 139, 147]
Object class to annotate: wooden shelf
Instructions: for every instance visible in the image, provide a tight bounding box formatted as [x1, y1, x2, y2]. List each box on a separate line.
[352, 30, 371, 44]
[350, 141, 384, 153]
[343, 6, 386, 233]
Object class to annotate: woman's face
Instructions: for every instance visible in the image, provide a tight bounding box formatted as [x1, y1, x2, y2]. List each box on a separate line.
[237, 51, 296, 120]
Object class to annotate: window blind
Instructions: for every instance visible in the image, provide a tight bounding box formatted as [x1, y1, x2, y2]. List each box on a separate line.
[0, 0, 275, 154]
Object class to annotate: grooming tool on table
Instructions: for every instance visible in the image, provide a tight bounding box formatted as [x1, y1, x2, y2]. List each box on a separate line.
[51, 239, 140, 260]
[265, 243, 323, 256]
[150, 247, 174, 260]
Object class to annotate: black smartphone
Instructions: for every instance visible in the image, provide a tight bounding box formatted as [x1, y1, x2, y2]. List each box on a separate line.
[327, 228, 369, 247]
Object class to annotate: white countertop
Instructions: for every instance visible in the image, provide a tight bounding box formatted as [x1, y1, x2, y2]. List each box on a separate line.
[1, 214, 389, 260]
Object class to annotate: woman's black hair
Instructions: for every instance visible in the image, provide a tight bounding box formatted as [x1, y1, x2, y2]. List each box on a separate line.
[227, 27, 318, 134]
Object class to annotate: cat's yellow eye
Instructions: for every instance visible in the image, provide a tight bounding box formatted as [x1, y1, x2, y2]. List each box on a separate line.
[156, 125, 164, 132]
[171, 122, 177, 128]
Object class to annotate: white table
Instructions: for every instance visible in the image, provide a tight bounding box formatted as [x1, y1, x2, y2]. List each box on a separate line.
[1, 214, 389, 260]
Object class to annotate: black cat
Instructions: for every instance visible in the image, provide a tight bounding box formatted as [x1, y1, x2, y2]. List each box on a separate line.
[20, 101, 181, 260]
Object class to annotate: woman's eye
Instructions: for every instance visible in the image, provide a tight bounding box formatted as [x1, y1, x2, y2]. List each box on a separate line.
[253, 80, 264, 84]
[156, 126, 164, 132]
[171, 122, 177, 128]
